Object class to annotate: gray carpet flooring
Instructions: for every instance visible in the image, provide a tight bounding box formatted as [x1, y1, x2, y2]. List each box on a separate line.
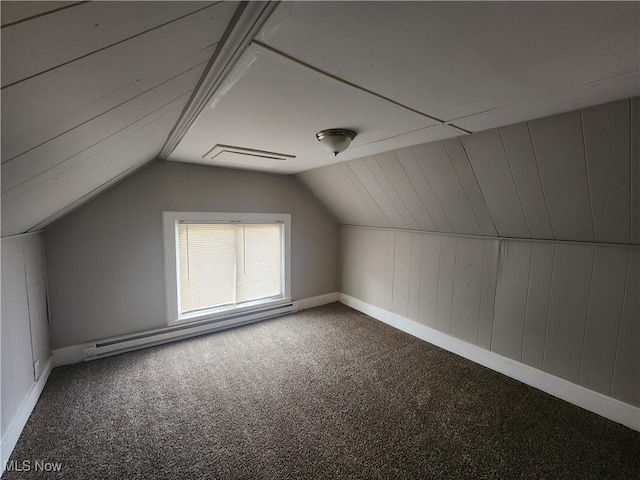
[4, 303, 639, 479]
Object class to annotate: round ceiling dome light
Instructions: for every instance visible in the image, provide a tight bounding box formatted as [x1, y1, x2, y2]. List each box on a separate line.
[315, 129, 357, 156]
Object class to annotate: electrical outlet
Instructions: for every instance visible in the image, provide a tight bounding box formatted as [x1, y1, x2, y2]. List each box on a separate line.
[34, 359, 40, 380]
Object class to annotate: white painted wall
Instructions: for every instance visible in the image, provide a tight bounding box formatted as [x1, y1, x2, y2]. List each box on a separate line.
[44, 161, 338, 349]
[340, 226, 639, 409]
[1, 233, 52, 468]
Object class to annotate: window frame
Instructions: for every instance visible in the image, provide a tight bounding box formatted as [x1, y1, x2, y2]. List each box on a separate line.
[162, 211, 291, 326]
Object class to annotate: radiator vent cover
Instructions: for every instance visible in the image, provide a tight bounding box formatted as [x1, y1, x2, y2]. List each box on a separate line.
[203, 144, 296, 163]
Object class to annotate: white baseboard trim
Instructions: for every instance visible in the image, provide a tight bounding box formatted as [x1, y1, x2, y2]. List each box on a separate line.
[338, 293, 640, 432]
[1, 357, 53, 474]
[295, 292, 338, 311]
[51, 345, 85, 367]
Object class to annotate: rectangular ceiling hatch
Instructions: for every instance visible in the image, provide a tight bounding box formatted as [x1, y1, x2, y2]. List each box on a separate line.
[203, 144, 296, 163]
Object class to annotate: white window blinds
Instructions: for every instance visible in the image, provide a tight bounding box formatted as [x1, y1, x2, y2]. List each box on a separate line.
[177, 223, 283, 314]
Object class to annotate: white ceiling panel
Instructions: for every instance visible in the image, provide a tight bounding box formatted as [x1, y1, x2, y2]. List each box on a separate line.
[394, 148, 453, 233]
[2, 66, 203, 192]
[348, 158, 409, 229]
[499, 123, 555, 240]
[300, 98, 637, 245]
[529, 111, 595, 242]
[1, 1, 78, 27]
[410, 142, 482, 235]
[167, 44, 439, 173]
[582, 100, 631, 244]
[2, 3, 236, 161]
[442, 138, 497, 237]
[364, 156, 419, 230]
[2, 119, 177, 236]
[1, 1, 219, 87]
[2, 44, 215, 162]
[3, 96, 188, 207]
[298, 163, 383, 228]
[461, 129, 531, 238]
[339, 163, 391, 228]
[1, 1, 239, 236]
[259, 1, 639, 125]
[453, 71, 640, 133]
[374, 152, 437, 232]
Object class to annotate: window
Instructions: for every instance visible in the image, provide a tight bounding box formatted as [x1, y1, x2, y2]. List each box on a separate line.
[163, 212, 291, 325]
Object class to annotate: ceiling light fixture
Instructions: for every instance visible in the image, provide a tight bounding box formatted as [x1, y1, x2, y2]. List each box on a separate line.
[315, 129, 357, 156]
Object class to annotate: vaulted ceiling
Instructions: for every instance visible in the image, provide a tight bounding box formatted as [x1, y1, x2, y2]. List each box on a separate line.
[1, 1, 639, 239]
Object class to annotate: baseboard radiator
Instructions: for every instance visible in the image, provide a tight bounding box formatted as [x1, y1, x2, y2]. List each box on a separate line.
[82, 303, 296, 361]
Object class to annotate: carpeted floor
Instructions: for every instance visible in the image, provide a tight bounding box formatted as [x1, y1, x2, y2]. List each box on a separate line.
[4, 303, 639, 479]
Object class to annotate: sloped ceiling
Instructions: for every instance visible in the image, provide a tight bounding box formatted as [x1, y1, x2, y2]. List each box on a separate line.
[1, 1, 639, 240]
[298, 97, 639, 245]
[166, 1, 639, 173]
[1, 1, 239, 237]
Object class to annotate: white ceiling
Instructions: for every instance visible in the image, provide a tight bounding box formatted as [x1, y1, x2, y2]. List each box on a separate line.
[299, 97, 639, 245]
[1, 1, 238, 236]
[167, 0, 639, 173]
[1, 1, 639, 237]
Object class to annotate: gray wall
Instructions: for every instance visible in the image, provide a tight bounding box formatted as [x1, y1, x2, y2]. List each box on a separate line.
[340, 226, 639, 408]
[299, 97, 639, 245]
[1, 233, 50, 451]
[44, 161, 338, 349]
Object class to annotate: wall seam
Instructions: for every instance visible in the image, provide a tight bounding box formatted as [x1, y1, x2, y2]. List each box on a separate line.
[520, 243, 534, 363]
[609, 250, 632, 396]
[580, 110, 597, 242]
[475, 240, 488, 345]
[394, 151, 438, 231]
[442, 140, 485, 235]
[541, 244, 556, 372]
[578, 246, 597, 387]
[527, 122, 556, 239]
[373, 155, 420, 230]
[499, 128, 532, 237]
[409, 146, 455, 232]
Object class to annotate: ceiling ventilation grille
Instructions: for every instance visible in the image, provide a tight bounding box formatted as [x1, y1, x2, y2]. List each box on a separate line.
[203, 144, 296, 162]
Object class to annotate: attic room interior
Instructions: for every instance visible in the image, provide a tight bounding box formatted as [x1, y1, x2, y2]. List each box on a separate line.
[1, 0, 639, 478]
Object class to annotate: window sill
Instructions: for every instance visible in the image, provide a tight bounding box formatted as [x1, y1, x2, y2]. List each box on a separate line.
[168, 297, 292, 326]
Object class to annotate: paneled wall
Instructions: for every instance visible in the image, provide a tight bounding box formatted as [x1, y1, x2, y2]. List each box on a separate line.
[340, 226, 639, 407]
[1, 233, 50, 455]
[300, 97, 639, 245]
[44, 161, 338, 349]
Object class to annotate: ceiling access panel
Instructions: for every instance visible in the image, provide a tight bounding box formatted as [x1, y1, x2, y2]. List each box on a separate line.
[166, 43, 436, 174]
